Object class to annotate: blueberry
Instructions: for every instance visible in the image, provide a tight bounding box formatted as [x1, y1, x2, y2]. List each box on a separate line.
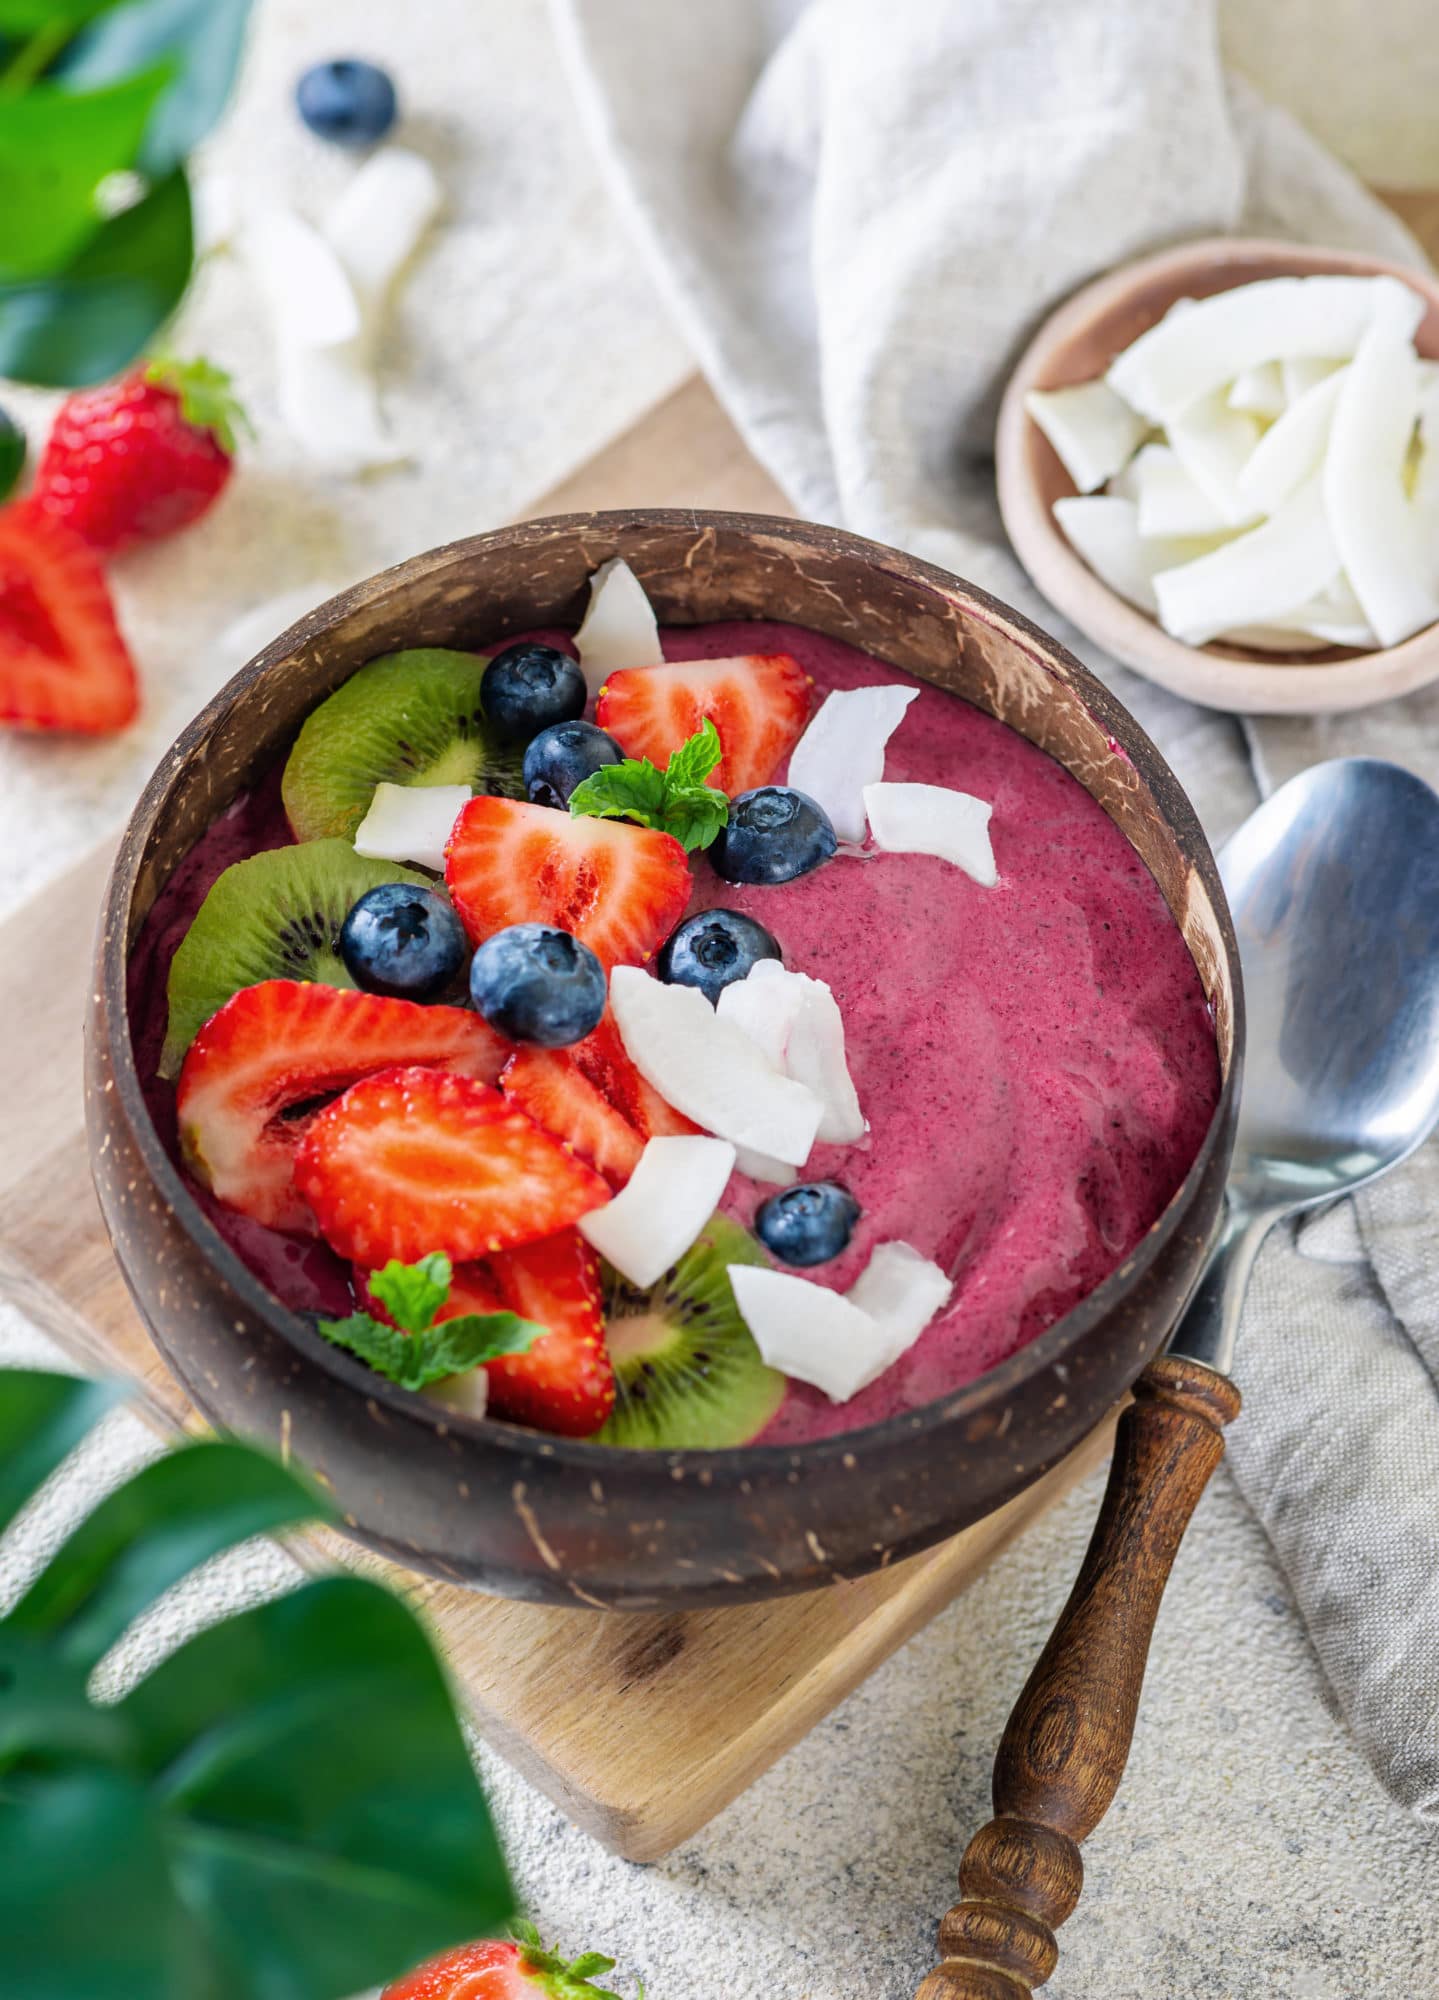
[296, 59, 398, 146]
[469, 923, 606, 1046]
[710, 786, 836, 886]
[481, 643, 587, 743]
[756, 1182, 861, 1267]
[523, 720, 623, 809]
[658, 909, 782, 1005]
[0, 407, 24, 505]
[339, 884, 467, 1002]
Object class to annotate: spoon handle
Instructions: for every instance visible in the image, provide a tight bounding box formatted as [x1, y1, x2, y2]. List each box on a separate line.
[913, 1354, 1241, 2000]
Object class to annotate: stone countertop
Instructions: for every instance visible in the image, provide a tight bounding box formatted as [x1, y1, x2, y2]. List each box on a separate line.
[1, 2, 1436, 1995]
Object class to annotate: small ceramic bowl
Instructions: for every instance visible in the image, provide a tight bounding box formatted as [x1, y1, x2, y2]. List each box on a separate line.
[86, 510, 1242, 1610]
[997, 237, 1439, 716]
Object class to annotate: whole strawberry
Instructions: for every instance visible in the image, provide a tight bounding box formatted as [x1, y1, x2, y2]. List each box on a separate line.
[33, 356, 245, 557]
[383, 1922, 629, 2000]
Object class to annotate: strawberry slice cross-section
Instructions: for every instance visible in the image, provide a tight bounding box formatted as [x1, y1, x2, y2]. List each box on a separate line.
[501, 1012, 698, 1188]
[177, 980, 509, 1234]
[444, 795, 690, 968]
[0, 502, 139, 734]
[295, 1066, 610, 1268]
[595, 652, 811, 795]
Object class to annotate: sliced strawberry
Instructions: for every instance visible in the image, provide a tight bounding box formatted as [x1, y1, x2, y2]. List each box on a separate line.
[177, 980, 508, 1233]
[0, 503, 139, 734]
[501, 1047, 644, 1188]
[500, 1012, 697, 1189]
[596, 652, 811, 795]
[294, 1066, 610, 1267]
[444, 796, 689, 969]
[571, 1013, 699, 1141]
[484, 1231, 613, 1435]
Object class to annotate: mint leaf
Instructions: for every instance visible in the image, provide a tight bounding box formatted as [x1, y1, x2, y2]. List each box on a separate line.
[569, 721, 730, 853]
[315, 1312, 422, 1385]
[662, 715, 722, 790]
[318, 1255, 543, 1393]
[368, 1252, 452, 1336]
[567, 757, 669, 829]
[425, 1313, 546, 1374]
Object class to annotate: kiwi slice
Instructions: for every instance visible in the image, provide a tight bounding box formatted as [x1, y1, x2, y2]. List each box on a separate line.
[595, 1215, 785, 1449]
[159, 839, 432, 1078]
[281, 648, 527, 842]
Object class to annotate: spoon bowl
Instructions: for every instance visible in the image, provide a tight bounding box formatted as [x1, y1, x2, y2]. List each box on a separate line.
[1220, 757, 1439, 1215]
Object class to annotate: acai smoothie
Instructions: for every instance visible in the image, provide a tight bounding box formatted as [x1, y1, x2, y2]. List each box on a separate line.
[132, 573, 1219, 1449]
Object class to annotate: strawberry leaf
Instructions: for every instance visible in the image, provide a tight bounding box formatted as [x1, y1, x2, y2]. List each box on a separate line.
[569, 719, 729, 853]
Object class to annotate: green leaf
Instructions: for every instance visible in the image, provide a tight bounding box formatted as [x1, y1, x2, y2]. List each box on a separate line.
[569, 722, 731, 853]
[0, 1627, 131, 1768]
[117, 1576, 514, 1998]
[0, 163, 192, 386]
[318, 1305, 542, 1391]
[369, 1252, 453, 1336]
[0, 0, 122, 34]
[3, 1439, 324, 1672]
[0, 1766, 180, 2000]
[0, 402, 24, 501]
[0, 1369, 119, 1536]
[425, 1314, 544, 1373]
[0, 64, 171, 278]
[662, 715, 723, 790]
[61, 0, 254, 177]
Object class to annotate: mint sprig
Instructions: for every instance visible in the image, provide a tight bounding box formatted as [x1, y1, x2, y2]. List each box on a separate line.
[318, 1252, 542, 1392]
[568, 717, 729, 853]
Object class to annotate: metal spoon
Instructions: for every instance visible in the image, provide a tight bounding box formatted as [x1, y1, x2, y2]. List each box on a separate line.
[917, 757, 1439, 2000]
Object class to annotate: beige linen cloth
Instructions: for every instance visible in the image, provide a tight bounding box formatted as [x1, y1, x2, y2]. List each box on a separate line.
[551, 0, 1439, 1819]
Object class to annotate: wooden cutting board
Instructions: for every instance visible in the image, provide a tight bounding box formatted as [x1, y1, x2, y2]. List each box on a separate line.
[0, 373, 1116, 1862]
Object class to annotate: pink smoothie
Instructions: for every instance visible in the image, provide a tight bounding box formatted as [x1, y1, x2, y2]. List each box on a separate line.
[130, 618, 1219, 1445]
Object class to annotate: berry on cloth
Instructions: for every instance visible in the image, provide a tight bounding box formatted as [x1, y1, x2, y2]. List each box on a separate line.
[0, 502, 138, 734]
[296, 58, 399, 146]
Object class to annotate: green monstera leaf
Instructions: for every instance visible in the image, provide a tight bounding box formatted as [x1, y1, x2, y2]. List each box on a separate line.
[0, 1370, 514, 2000]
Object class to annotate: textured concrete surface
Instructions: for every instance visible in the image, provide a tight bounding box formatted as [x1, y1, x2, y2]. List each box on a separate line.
[1, 3, 1436, 1995]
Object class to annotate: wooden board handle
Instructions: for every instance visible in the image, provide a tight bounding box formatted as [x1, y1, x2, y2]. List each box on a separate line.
[914, 1353, 1242, 1998]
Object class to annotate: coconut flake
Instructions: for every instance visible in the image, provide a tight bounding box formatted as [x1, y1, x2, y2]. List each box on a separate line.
[1129, 444, 1231, 538]
[245, 205, 363, 349]
[727, 1265, 895, 1402]
[1282, 355, 1343, 402]
[575, 558, 663, 694]
[1106, 275, 1408, 422]
[1152, 479, 1342, 647]
[717, 961, 864, 1146]
[427, 1368, 489, 1419]
[1227, 361, 1285, 417]
[1323, 286, 1439, 647]
[1236, 366, 1347, 516]
[733, 1146, 798, 1187]
[863, 783, 996, 888]
[1163, 390, 1262, 527]
[277, 338, 407, 474]
[325, 146, 443, 321]
[609, 967, 823, 1166]
[1024, 380, 1147, 494]
[785, 684, 920, 843]
[579, 1135, 736, 1288]
[1053, 497, 1160, 613]
[846, 1241, 953, 1353]
[354, 782, 471, 871]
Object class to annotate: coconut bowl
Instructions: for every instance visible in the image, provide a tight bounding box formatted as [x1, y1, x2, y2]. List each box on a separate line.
[86, 509, 1242, 1610]
[997, 236, 1439, 716]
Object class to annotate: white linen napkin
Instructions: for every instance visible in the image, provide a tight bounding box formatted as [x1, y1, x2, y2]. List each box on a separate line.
[552, 0, 1439, 1820]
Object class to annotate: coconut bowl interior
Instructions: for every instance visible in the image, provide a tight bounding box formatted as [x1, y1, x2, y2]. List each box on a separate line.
[996, 236, 1439, 717]
[88, 510, 1241, 1610]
